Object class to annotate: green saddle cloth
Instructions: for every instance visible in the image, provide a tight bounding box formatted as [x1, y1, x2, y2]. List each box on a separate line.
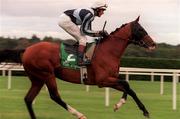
[60, 41, 96, 69]
[60, 43, 79, 69]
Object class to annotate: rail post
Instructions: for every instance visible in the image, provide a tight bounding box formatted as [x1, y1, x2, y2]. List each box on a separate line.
[8, 70, 12, 89]
[172, 72, 177, 110]
[160, 75, 164, 95]
[151, 72, 154, 82]
[105, 88, 110, 107]
[2, 70, 6, 76]
[86, 85, 90, 92]
[125, 71, 129, 82]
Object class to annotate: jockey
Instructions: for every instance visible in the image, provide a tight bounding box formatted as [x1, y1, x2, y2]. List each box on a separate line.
[58, 0, 108, 66]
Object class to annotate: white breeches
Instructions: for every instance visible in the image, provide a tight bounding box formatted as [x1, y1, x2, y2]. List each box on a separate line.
[58, 13, 87, 46]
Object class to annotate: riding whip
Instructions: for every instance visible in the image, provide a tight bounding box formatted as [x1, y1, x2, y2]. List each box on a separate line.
[102, 21, 107, 31]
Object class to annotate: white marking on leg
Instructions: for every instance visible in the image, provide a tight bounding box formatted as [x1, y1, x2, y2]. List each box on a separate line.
[67, 105, 87, 119]
[114, 98, 126, 112]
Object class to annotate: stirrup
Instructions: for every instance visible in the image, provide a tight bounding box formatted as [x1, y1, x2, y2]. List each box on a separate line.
[78, 59, 91, 66]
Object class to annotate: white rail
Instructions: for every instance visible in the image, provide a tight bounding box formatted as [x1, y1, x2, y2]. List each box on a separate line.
[0, 63, 24, 89]
[0, 63, 179, 110]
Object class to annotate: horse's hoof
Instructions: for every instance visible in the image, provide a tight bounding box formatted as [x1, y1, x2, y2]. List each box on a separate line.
[79, 115, 87, 119]
[143, 112, 150, 118]
[113, 104, 118, 112]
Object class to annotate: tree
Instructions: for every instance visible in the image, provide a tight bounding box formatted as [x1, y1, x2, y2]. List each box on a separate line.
[29, 34, 40, 43]
[43, 36, 53, 42]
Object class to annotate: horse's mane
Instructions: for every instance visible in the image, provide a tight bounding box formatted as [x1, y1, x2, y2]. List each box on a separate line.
[99, 23, 129, 42]
[109, 23, 128, 35]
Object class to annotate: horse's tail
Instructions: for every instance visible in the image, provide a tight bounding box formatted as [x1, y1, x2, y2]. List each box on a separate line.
[0, 49, 25, 63]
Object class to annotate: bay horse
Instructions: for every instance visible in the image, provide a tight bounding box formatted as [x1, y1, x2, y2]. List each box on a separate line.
[1, 17, 156, 119]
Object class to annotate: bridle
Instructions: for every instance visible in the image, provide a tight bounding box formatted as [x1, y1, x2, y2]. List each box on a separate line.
[129, 22, 150, 48]
[129, 36, 150, 48]
[108, 22, 155, 48]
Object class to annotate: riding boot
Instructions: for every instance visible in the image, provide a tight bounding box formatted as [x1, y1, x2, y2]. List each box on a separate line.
[78, 45, 91, 66]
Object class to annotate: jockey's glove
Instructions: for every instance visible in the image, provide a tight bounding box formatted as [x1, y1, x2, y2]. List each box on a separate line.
[99, 30, 109, 38]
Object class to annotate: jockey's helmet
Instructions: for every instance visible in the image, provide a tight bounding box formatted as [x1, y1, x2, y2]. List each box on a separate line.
[91, 0, 108, 10]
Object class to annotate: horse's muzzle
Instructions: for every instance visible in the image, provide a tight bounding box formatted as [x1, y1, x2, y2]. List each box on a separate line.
[142, 35, 156, 51]
[148, 45, 156, 51]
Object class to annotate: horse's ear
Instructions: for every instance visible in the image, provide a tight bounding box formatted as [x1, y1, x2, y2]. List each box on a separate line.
[135, 16, 140, 22]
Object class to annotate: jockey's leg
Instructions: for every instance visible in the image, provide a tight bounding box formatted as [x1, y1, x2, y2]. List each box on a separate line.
[78, 44, 91, 66]
[58, 13, 81, 42]
[58, 14, 90, 66]
[58, 13, 87, 44]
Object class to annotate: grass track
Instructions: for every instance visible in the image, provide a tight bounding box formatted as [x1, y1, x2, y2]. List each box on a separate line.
[0, 76, 179, 119]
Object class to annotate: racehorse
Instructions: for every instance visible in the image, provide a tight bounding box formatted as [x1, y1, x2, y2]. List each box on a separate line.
[0, 17, 156, 119]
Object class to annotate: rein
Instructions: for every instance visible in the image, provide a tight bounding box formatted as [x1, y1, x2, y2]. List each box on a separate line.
[129, 22, 150, 48]
[89, 21, 151, 62]
[112, 36, 129, 41]
[90, 21, 107, 61]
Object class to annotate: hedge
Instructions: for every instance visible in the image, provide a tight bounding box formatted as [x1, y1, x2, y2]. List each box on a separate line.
[120, 57, 180, 81]
[121, 57, 180, 69]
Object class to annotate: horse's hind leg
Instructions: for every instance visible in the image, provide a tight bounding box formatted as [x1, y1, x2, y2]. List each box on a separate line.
[24, 80, 44, 119]
[46, 75, 87, 119]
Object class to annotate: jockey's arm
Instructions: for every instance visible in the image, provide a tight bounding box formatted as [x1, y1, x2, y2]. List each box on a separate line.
[80, 13, 100, 37]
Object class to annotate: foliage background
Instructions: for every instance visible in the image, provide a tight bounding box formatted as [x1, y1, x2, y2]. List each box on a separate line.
[1, 35, 180, 70]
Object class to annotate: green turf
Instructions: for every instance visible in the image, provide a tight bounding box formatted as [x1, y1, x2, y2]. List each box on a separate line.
[0, 76, 179, 119]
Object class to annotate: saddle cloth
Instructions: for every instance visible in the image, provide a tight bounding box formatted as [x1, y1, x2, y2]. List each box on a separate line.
[60, 41, 96, 69]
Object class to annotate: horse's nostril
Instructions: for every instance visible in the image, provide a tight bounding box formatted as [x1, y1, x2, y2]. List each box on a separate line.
[148, 46, 156, 50]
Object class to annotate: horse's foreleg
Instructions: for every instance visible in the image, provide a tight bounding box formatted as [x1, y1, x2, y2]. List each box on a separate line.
[118, 80, 150, 118]
[46, 76, 87, 119]
[98, 77, 127, 111]
[98, 76, 149, 117]
[128, 88, 149, 118]
[114, 92, 127, 112]
[24, 81, 44, 119]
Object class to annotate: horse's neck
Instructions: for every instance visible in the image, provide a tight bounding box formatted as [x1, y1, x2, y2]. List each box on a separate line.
[99, 37, 128, 59]
[92, 24, 131, 68]
[97, 27, 130, 61]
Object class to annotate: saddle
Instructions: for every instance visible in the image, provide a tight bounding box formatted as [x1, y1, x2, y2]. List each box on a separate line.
[60, 39, 96, 69]
[60, 39, 97, 84]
